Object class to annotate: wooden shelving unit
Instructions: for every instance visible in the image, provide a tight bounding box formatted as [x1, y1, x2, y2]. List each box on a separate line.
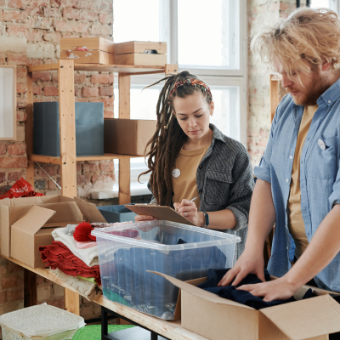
[25, 60, 178, 314]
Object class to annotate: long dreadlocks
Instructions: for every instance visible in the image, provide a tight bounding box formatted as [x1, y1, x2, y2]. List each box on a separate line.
[139, 71, 212, 206]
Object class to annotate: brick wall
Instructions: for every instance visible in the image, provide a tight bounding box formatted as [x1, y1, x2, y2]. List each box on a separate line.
[247, 0, 296, 168]
[0, 0, 114, 325]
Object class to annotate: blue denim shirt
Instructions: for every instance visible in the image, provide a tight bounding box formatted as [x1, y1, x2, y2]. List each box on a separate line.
[254, 79, 340, 292]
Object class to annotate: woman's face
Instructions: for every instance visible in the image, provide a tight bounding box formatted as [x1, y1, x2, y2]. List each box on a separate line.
[172, 91, 214, 141]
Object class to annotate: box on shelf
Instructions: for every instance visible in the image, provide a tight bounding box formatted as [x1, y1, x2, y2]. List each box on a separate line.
[104, 119, 156, 156]
[0, 304, 85, 340]
[115, 41, 167, 66]
[60, 37, 115, 65]
[92, 220, 240, 320]
[33, 102, 104, 157]
[155, 273, 340, 340]
[98, 204, 137, 223]
[0, 195, 83, 267]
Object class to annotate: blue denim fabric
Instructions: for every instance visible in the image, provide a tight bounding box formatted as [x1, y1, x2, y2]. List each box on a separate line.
[254, 79, 340, 292]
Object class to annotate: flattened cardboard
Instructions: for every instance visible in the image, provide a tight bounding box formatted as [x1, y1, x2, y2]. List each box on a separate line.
[73, 197, 107, 223]
[11, 206, 56, 268]
[126, 205, 195, 226]
[152, 271, 340, 340]
[104, 119, 156, 156]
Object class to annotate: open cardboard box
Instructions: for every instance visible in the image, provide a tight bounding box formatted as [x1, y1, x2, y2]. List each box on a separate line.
[152, 271, 340, 340]
[0, 195, 83, 267]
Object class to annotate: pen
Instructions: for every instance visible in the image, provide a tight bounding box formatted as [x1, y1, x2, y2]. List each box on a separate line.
[175, 196, 198, 211]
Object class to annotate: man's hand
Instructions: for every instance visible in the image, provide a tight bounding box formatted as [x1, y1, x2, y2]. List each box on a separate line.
[237, 276, 298, 302]
[218, 249, 265, 287]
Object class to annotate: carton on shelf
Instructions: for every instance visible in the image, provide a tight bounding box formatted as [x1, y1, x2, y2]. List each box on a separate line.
[115, 41, 167, 66]
[104, 119, 157, 156]
[0, 196, 83, 267]
[154, 271, 340, 340]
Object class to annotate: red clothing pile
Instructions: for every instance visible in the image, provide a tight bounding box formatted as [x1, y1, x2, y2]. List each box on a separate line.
[39, 241, 101, 285]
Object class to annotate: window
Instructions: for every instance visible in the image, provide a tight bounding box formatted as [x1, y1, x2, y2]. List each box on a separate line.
[310, 0, 339, 12]
[106, 0, 248, 198]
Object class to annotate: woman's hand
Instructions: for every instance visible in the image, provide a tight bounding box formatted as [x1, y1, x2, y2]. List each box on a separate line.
[134, 215, 157, 223]
[173, 199, 204, 227]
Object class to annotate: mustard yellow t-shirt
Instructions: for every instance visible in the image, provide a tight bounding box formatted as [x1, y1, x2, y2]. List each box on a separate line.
[288, 104, 318, 259]
[172, 145, 210, 210]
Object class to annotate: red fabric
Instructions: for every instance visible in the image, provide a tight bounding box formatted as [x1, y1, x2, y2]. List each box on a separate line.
[0, 178, 44, 200]
[39, 241, 101, 285]
[73, 222, 96, 242]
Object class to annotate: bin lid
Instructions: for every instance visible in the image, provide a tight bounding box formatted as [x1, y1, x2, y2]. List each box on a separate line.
[0, 304, 85, 337]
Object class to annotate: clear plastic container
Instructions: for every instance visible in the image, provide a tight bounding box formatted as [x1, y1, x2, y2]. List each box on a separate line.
[92, 220, 240, 320]
[0, 304, 85, 340]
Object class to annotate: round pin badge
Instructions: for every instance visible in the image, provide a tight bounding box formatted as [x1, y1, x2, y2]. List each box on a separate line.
[318, 139, 326, 150]
[172, 168, 180, 178]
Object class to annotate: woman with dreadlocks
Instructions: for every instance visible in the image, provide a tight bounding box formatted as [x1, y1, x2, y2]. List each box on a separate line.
[136, 71, 254, 259]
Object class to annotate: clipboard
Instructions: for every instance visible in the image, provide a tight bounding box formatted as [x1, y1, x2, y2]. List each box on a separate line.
[125, 204, 196, 226]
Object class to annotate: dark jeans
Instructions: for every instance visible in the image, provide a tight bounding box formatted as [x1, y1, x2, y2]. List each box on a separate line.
[307, 279, 340, 340]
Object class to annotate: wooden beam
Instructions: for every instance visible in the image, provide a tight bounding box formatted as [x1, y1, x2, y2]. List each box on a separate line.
[165, 64, 178, 75]
[26, 71, 34, 186]
[65, 289, 80, 315]
[58, 60, 77, 198]
[24, 269, 37, 307]
[118, 158, 130, 205]
[118, 74, 130, 120]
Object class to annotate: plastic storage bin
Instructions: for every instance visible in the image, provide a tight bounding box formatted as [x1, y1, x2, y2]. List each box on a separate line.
[33, 102, 104, 157]
[98, 204, 137, 223]
[92, 220, 240, 320]
[0, 304, 85, 340]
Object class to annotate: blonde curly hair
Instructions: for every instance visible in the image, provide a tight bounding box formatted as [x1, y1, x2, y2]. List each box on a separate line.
[251, 7, 340, 75]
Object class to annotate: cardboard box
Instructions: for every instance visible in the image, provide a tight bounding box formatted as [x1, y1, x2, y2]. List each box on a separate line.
[60, 37, 115, 65]
[0, 196, 82, 258]
[60, 37, 115, 54]
[155, 272, 340, 340]
[104, 119, 157, 156]
[10, 206, 82, 268]
[115, 41, 167, 66]
[60, 50, 114, 65]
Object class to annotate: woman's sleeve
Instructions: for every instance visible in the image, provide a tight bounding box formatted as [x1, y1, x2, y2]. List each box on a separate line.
[226, 146, 254, 231]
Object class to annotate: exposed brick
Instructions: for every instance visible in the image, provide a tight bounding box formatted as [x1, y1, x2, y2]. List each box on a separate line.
[33, 18, 52, 30]
[7, 23, 26, 38]
[35, 179, 46, 190]
[79, 10, 97, 22]
[82, 162, 98, 173]
[25, 7, 42, 17]
[43, 85, 58, 96]
[99, 13, 113, 25]
[91, 74, 111, 84]
[33, 85, 43, 95]
[16, 66, 26, 81]
[99, 86, 113, 96]
[30, 0, 49, 6]
[63, 8, 80, 20]
[7, 143, 26, 155]
[1, 9, 26, 22]
[104, 109, 114, 118]
[8, 171, 24, 182]
[54, 19, 90, 34]
[7, 52, 27, 65]
[0, 0, 5, 5]
[0, 291, 7, 304]
[50, 0, 61, 7]
[16, 82, 26, 94]
[99, 161, 114, 172]
[17, 110, 27, 122]
[0, 172, 6, 182]
[0, 144, 6, 155]
[82, 87, 98, 97]
[33, 71, 51, 82]
[91, 23, 112, 36]
[0, 157, 27, 168]
[8, 0, 25, 9]
[43, 32, 60, 44]
[7, 288, 24, 302]
[0, 52, 5, 65]
[37, 284, 51, 301]
[99, 1, 113, 11]
[1, 275, 23, 290]
[74, 73, 86, 84]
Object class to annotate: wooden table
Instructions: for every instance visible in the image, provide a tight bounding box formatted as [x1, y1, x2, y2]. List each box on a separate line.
[3, 256, 207, 340]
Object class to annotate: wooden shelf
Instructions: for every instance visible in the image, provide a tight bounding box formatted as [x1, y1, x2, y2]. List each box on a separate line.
[28, 63, 166, 75]
[29, 153, 139, 164]
[3, 256, 208, 340]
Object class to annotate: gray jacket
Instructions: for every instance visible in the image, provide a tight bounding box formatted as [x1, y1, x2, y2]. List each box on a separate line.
[150, 124, 254, 262]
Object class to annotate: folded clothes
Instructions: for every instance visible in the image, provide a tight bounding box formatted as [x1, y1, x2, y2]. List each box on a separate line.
[40, 241, 101, 285]
[52, 228, 99, 267]
[50, 268, 101, 301]
[198, 269, 313, 310]
[64, 221, 134, 236]
[76, 241, 97, 249]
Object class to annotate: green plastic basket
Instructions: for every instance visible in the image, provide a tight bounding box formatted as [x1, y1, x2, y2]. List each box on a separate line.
[72, 325, 134, 340]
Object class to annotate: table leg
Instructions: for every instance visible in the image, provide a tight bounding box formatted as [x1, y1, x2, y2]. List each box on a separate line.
[24, 269, 37, 307]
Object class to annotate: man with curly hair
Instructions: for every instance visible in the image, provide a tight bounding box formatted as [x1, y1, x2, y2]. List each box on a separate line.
[219, 6, 340, 316]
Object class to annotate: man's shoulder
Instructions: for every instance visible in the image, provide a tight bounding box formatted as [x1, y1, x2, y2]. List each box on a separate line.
[276, 94, 295, 116]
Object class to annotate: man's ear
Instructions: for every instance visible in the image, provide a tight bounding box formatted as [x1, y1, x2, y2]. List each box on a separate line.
[209, 101, 215, 116]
